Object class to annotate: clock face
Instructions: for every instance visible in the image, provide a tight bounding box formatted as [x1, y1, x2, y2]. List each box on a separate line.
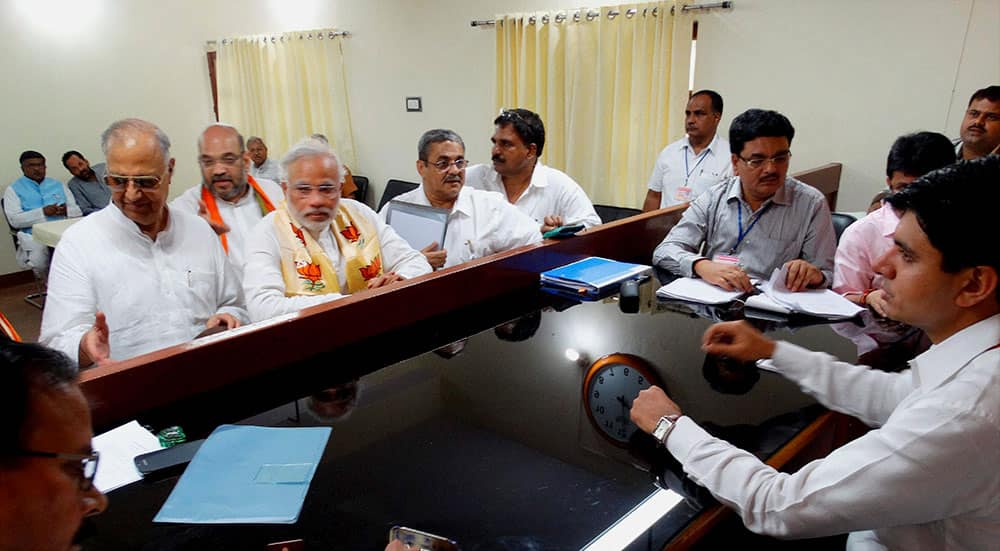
[583, 354, 659, 446]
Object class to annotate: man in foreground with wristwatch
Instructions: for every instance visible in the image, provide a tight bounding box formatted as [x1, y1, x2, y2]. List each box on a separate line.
[632, 157, 999, 550]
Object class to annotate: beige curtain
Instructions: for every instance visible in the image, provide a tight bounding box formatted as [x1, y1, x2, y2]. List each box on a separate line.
[496, 3, 680, 208]
[216, 29, 357, 170]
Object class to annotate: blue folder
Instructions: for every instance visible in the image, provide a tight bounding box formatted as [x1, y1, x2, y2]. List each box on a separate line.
[540, 256, 650, 297]
[153, 425, 331, 524]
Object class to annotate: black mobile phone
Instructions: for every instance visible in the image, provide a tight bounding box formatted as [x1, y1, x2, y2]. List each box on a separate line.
[388, 526, 460, 551]
[134, 439, 205, 478]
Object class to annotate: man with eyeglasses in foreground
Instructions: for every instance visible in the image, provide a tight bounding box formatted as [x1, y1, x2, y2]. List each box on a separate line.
[0, 337, 107, 551]
[242, 138, 430, 322]
[40, 118, 248, 367]
[465, 108, 601, 233]
[171, 124, 283, 279]
[378, 129, 541, 270]
[633, 159, 999, 549]
[653, 109, 836, 292]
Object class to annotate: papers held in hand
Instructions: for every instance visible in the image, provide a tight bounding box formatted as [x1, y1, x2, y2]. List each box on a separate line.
[657, 266, 864, 321]
[384, 200, 449, 250]
[540, 256, 651, 297]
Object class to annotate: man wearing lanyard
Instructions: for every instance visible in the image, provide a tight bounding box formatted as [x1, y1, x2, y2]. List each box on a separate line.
[653, 109, 836, 292]
[643, 90, 733, 212]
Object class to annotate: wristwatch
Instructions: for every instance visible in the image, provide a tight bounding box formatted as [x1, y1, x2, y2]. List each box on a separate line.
[652, 414, 681, 445]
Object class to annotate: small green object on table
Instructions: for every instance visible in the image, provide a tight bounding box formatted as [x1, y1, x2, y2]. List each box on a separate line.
[157, 426, 187, 448]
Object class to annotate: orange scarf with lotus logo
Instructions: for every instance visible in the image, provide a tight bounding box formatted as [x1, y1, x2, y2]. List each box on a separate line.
[273, 201, 383, 295]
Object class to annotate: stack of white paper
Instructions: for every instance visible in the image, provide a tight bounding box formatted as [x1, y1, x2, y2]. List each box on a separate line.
[752, 267, 864, 320]
[92, 420, 163, 492]
[656, 278, 743, 305]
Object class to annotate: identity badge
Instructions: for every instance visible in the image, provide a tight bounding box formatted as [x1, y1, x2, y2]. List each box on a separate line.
[713, 253, 740, 265]
[674, 186, 693, 202]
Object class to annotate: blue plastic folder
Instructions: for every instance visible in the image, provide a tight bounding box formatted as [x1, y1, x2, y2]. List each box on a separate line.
[153, 425, 331, 524]
[540, 256, 651, 297]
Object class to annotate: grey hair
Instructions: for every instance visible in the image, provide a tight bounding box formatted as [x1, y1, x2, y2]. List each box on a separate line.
[101, 118, 171, 164]
[197, 123, 245, 153]
[280, 138, 344, 183]
[246, 136, 265, 147]
[418, 129, 465, 161]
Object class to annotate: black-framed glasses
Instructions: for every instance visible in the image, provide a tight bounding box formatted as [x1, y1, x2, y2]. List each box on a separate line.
[15, 449, 100, 491]
[291, 183, 342, 198]
[423, 158, 469, 172]
[737, 152, 792, 169]
[104, 168, 169, 191]
[197, 154, 243, 168]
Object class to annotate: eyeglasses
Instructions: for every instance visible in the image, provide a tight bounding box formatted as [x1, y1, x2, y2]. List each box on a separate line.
[737, 152, 792, 169]
[496, 108, 525, 124]
[15, 449, 100, 491]
[198, 154, 243, 168]
[423, 159, 469, 171]
[291, 183, 341, 198]
[105, 168, 169, 191]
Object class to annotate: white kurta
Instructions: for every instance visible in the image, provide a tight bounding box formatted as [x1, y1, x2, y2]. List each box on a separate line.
[243, 199, 433, 322]
[249, 158, 282, 182]
[40, 204, 248, 364]
[647, 134, 733, 208]
[464, 163, 601, 228]
[666, 314, 1000, 550]
[170, 178, 283, 276]
[379, 186, 542, 269]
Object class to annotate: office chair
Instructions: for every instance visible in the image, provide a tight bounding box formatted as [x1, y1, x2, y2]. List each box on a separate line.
[831, 212, 858, 243]
[350, 175, 370, 208]
[594, 204, 642, 224]
[377, 179, 420, 211]
[1, 197, 46, 309]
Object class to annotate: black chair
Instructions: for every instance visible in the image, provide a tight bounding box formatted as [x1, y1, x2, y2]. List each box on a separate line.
[350, 175, 369, 207]
[1, 197, 46, 309]
[594, 204, 642, 224]
[377, 179, 420, 211]
[831, 212, 857, 243]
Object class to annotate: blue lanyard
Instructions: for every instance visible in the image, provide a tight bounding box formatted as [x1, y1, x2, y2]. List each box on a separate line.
[733, 202, 769, 253]
[684, 147, 710, 185]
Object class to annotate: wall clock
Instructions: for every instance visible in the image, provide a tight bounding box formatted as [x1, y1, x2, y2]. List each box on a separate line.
[582, 353, 662, 447]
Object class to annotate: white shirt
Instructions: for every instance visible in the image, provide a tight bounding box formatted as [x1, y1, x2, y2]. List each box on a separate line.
[40, 204, 248, 364]
[3, 179, 83, 229]
[647, 134, 733, 208]
[170, 178, 283, 277]
[249, 158, 282, 182]
[464, 163, 601, 228]
[243, 199, 433, 322]
[379, 185, 542, 269]
[666, 314, 1000, 549]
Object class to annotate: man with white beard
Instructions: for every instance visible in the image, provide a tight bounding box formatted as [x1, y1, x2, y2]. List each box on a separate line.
[242, 139, 431, 322]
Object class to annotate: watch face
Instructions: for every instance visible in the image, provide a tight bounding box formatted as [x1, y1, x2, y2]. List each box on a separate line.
[583, 354, 659, 446]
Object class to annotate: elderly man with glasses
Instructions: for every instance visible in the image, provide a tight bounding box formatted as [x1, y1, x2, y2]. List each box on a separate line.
[40, 118, 248, 368]
[242, 138, 430, 323]
[378, 129, 541, 270]
[465, 108, 601, 233]
[171, 124, 283, 279]
[653, 109, 836, 292]
[1, 338, 108, 551]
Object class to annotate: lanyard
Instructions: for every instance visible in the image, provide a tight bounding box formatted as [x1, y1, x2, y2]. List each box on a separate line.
[732, 202, 770, 253]
[684, 147, 710, 185]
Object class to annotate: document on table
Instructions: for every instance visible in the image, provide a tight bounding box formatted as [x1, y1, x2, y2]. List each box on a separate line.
[755, 267, 864, 320]
[384, 200, 449, 250]
[656, 277, 744, 305]
[92, 420, 162, 493]
[154, 425, 331, 524]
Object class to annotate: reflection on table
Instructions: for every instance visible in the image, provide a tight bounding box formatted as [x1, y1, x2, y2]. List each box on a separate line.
[84, 283, 856, 551]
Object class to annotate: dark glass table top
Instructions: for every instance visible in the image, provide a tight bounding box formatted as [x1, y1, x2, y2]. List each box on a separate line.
[83, 280, 857, 550]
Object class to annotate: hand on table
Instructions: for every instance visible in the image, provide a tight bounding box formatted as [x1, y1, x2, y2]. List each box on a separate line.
[629, 386, 682, 434]
[701, 320, 776, 362]
[420, 242, 447, 270]
[541, 214, 565, 233]
[782, 259, 824, 291]
[366, 271, 405, 290]
[693, 260, 754, 293]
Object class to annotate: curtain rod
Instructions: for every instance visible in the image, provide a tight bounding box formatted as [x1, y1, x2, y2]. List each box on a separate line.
[470, 1, 732, 27]
[207, 30, 351, 48]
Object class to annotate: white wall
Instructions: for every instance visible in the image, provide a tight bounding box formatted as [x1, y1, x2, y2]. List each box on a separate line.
[694, 0, 1000, 211]
[1, 0, 997, 275]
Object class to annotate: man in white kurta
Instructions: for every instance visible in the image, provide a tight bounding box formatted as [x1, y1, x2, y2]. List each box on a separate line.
[631, 158, 1000, 550]
[247, 136, 283, 182]
[40, 119, 247, 367]
[243, 139, 431, 323]
[379, 129, 542, 270]
[171, 124, 283, 276]
[464, 108, 600, 232]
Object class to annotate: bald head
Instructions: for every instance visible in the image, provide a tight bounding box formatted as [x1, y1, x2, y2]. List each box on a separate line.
[198, 124, 250, 202]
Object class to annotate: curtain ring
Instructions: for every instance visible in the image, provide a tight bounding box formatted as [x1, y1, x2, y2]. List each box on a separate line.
[626, 8, 637, 19]
[318, 32, 324, 40]
[586, 10, 598, 21]
[307, 33, 313, 39]
[652, 6, 659, 17]
[541, 14, 549, 24]
[528, 15, 536, 25]
[607, 10, 618, 21]
[573, 11, 581, 22]
[555, 13, 566, 23]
